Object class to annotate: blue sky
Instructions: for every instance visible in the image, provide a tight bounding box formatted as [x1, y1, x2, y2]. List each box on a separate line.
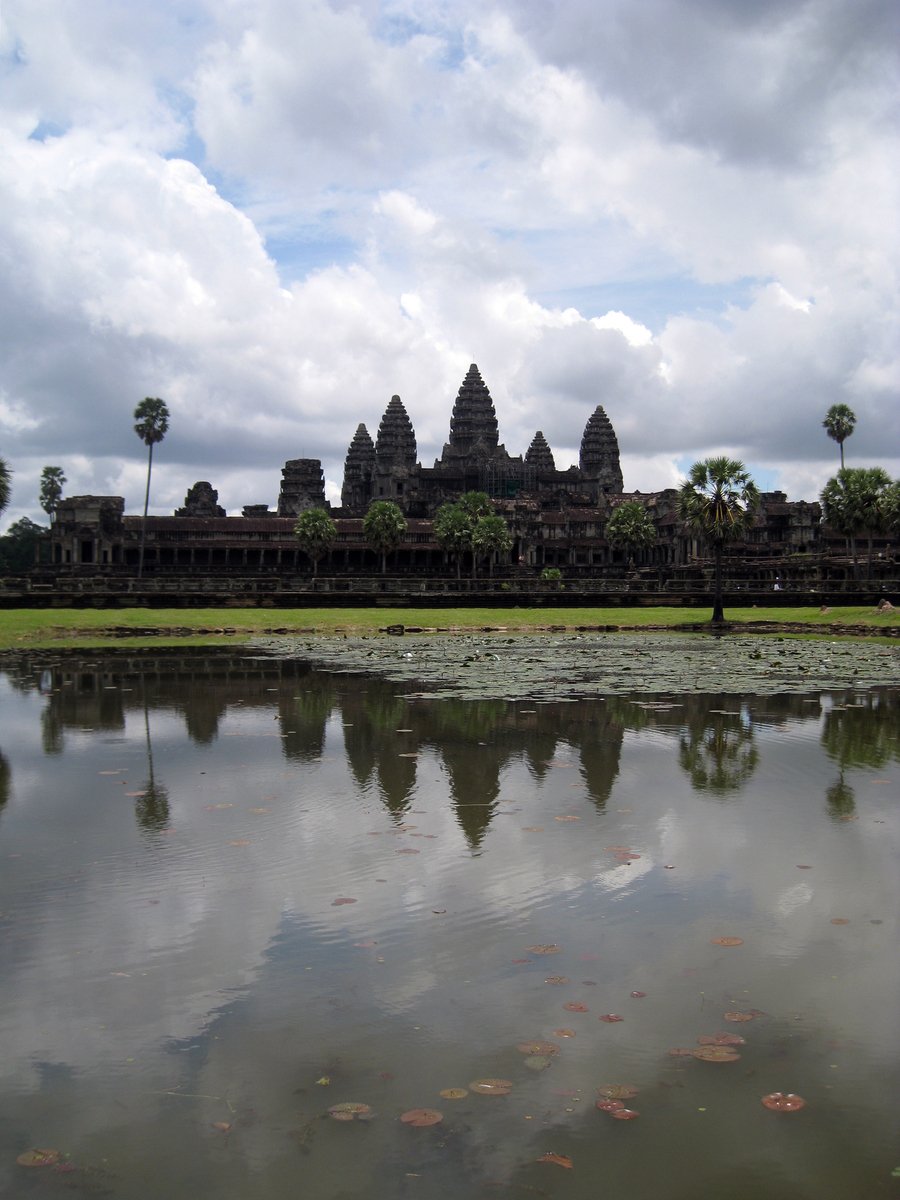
[0, 0, 897, 524]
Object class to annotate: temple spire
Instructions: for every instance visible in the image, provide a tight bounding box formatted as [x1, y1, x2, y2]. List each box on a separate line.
[579, 406, 623, 493]
[525, 430, 555, 472]
[442, 364, 500, 461]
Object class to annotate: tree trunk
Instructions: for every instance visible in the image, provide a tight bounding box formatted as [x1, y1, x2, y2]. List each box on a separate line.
[138, 442, 154, 580]
[711, 540, 725, 623]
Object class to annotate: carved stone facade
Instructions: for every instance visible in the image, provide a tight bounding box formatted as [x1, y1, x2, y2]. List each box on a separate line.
[338, 364, 624, 516]
[175, 481, 225, 518]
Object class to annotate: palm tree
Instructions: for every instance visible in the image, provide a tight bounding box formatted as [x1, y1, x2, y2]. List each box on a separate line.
[0, 457, 11, 521]
[605, 499, 656, 568]
[820, 467, 892, 577]
[434, 502, 472, 579]
[678, 456, 759, 624]
[39, 466, 66, 517]
[133, 397, 170, 578]
[363, 500, 407, 574]
[293, 507, 336, 577]
[472, 514, 512, 578]
[822, 403, 856, 469]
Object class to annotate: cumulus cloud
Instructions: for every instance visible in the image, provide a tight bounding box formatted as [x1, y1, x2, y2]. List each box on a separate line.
[0, 0, 897, 526]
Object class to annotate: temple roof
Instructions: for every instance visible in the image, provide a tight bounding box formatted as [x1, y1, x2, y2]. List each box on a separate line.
[375, 396, 417, 468]
[442, 364, 500, 461]
[524, 430, 555, 472]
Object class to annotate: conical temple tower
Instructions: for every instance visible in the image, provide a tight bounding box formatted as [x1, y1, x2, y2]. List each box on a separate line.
[579, 406, 623, 495]
[524, 431, 555, 472]
[373, 395, 418, 507]
[341, 423, 376, 511]
[441, 364, 502, 462]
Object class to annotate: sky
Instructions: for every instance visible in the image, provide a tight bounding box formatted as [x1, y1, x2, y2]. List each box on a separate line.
[0, 0, 897, 527]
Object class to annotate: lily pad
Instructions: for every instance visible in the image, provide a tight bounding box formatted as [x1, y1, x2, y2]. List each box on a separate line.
[537, 1152, 573, 1168]
[524, 1055, 553, 1072]
[761, 1092, 807, 1112]
[438, 1088, 468, 1100]
[516, 1041, 560, 1056]
[710, 936, 744, 946]
[597, 1084, 639, 1100]
[400, 1108, 443, 1126]
[328, 1102, 372, 1121]
[527, 944, 561, 955]
[470, 1078, 513, 1095]
[692, 1046, 741, 1062]
[16, 1149, 60, 1168]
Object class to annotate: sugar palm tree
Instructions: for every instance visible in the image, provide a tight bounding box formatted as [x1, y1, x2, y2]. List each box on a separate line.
[363, 500, 407, 573]
[293, 507, 336, 577]
[133, 397, 170, 578]
[0, 457, 11, 521]
[39, 466, 66, 516]
[822, 404, 856, 469]
[678, 457, 759, 624]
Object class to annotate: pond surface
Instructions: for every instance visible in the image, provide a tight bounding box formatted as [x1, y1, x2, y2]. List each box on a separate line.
[0, 648, 897, 1199]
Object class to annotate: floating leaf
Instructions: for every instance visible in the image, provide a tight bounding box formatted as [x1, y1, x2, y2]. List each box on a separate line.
[761, 1092, 807, 1112]
[610, 1108, 640, 1120]
[328, 1102, 371, 1121]
[599, 1014, 624, 1023]
[544, 976, 569, 985]
[470, 1079, 513, 1095]
[554, 815, 580, 822]
[516, 1041, 560, 1056]
[563, 1002, 589, 1013]
[537, 1152, 573, 1168]
[692, 1046, 741, 1062]
[596, 1098, 625, 1113]
[438, 1088, 468, 1100]
[553, 1029, 576, 1038]
[331, 897, 357, 906]
[16, 1149, 60, 1168]
[524, 1055, 553, 1072]
[211, 1121, 233, 1132]
[229, 839, 251, 847]
[597, 1084, 639, 1100]
[697, 1033, 746, 1046]
[723, 1011, 756, 1023]
[710, 936, 744, 946]
[830, 918, 850, 925]
[400, 1108, 443, 1126]
[527, 944, 561, 955]
[630, 991, 647, 998]
[522, 826, 545, 832]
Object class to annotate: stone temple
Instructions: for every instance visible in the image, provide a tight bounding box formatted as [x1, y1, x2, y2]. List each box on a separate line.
[338, 363, 623, 517]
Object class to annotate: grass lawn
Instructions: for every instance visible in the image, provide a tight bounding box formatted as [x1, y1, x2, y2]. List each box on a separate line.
[0, 604, 895, 650]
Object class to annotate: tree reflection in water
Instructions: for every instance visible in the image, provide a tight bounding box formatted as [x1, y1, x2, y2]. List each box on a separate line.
[678, 700, 759, 795]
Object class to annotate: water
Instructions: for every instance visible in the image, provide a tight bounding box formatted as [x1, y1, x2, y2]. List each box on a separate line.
[0, 652, 897, 1199]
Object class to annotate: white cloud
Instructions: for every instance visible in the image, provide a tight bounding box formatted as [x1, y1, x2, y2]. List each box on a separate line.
[0, 0, 898, 530]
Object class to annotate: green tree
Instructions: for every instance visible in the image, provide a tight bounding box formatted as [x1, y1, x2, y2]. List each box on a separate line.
[434, 502, 472, 579]
[678, 456, 759, 624]
[293, 507, 336, 577]
[39, 465, 66, 516]
[472, 513, 512, 577]
[820, 467, 893, 575]
[606, 499, 656, 567]
[363, 500, 407, 574]
[0, 457, 11, 520]
[0, 516, 45, 572]
[133, 397, 170, 578]
[822, 403, 856, 469]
